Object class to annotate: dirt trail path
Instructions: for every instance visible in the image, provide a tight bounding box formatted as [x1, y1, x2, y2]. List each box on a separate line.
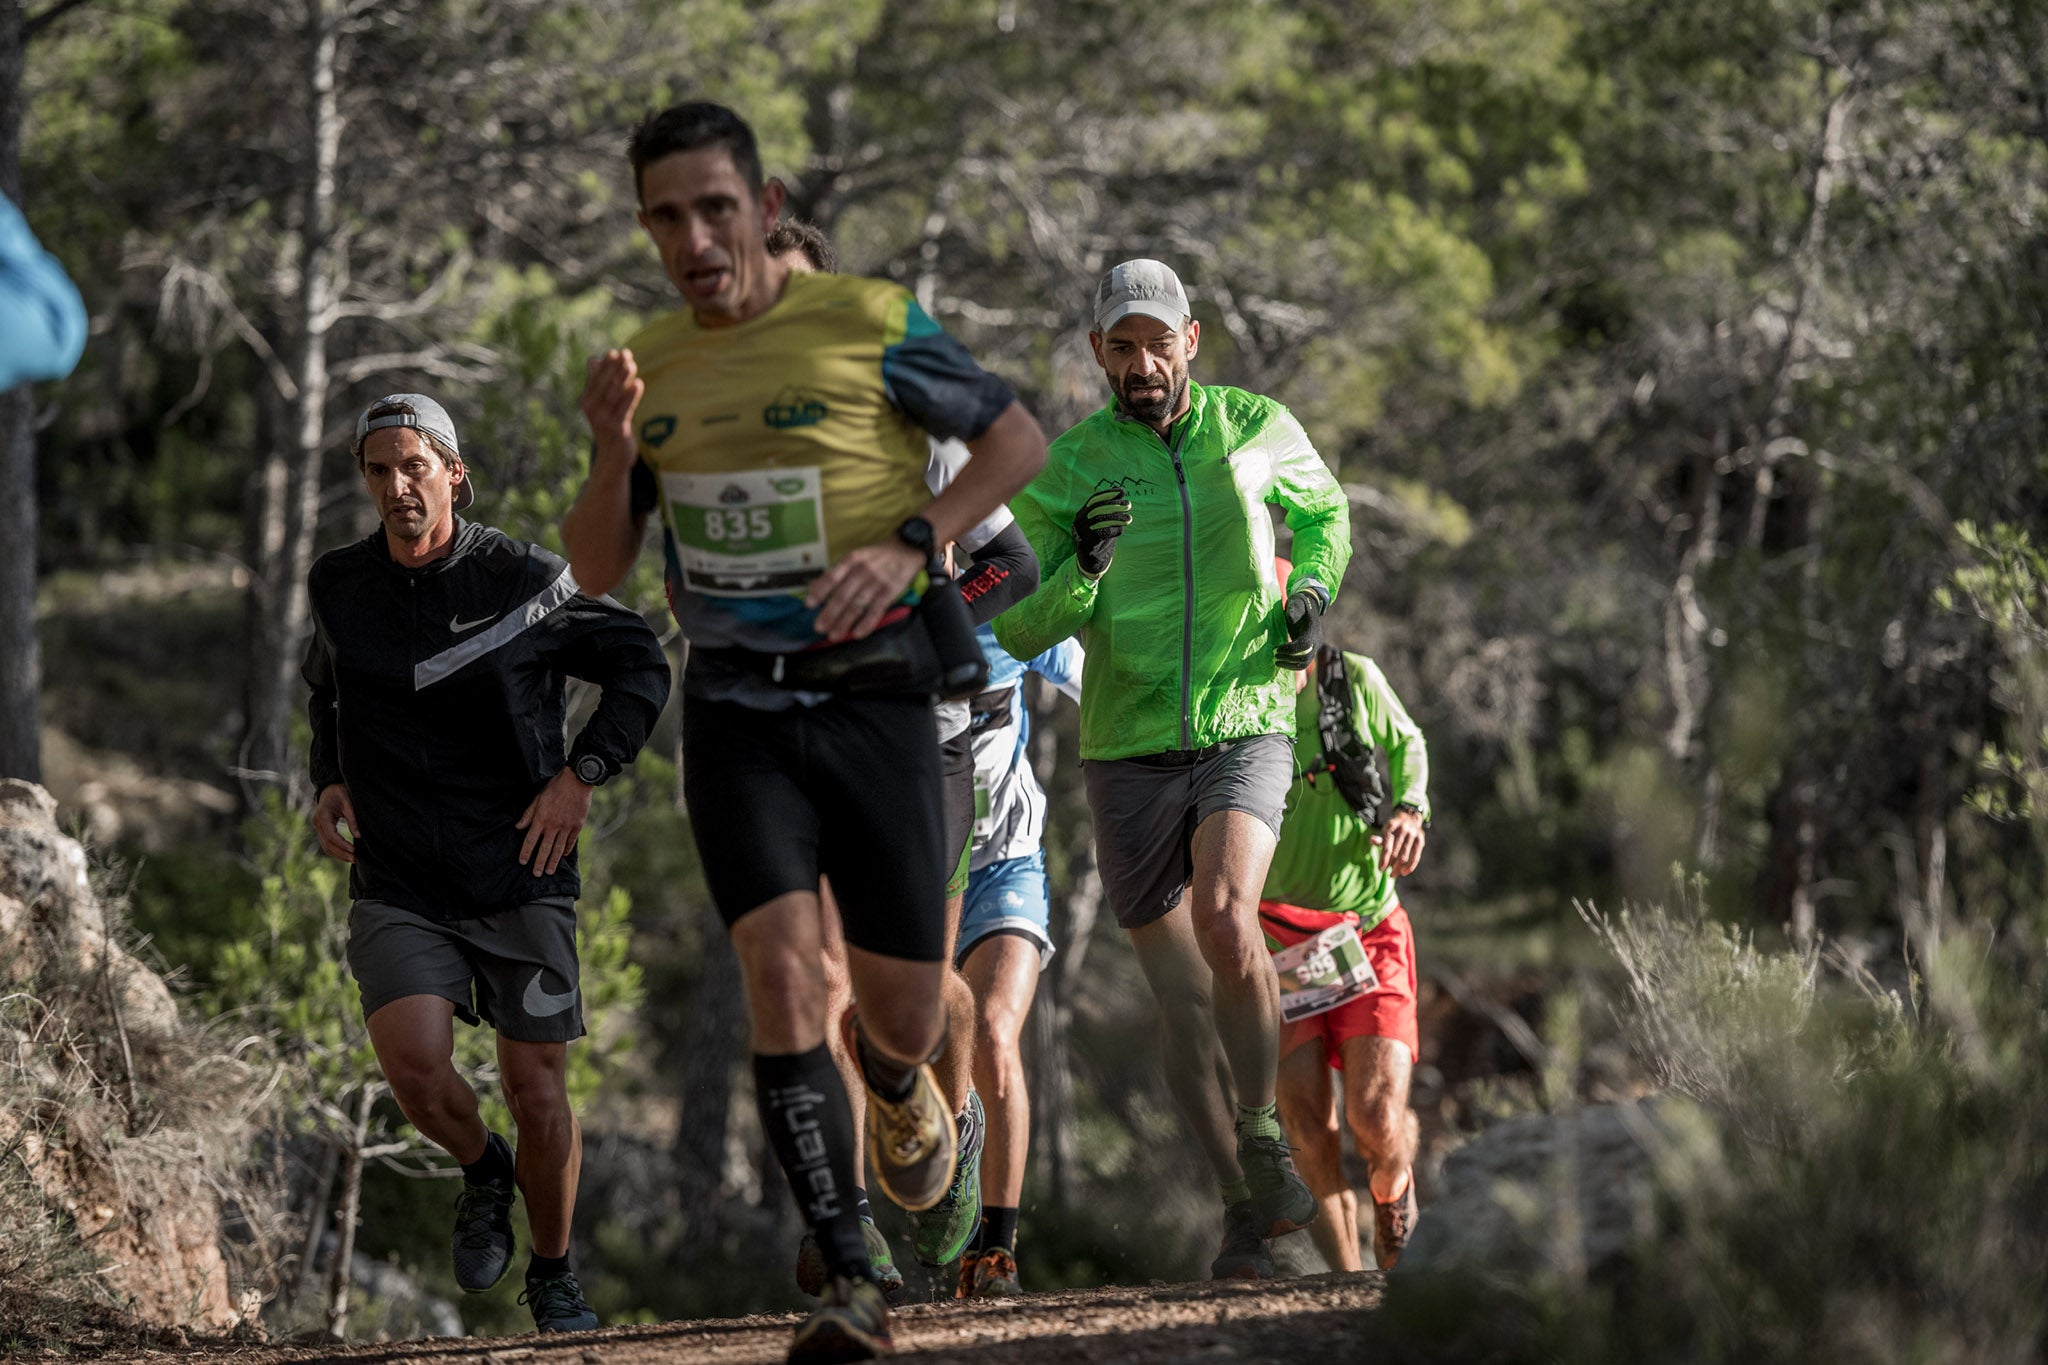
[140, 1275, 1382, 1365]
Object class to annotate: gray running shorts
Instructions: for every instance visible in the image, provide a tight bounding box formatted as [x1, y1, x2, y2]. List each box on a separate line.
[1082, 733, 1294, 932]
[346, 898, 585, 1044]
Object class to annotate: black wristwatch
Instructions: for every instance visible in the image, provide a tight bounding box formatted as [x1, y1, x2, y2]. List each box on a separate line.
[573, 753, 611, 787]
[1393, 801, 1429, 828]
[895, 515, 939, 565]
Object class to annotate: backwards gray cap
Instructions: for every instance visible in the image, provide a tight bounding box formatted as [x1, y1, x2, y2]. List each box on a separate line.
[1093, 258, 1192, 334]
[352, 393, 475, 511]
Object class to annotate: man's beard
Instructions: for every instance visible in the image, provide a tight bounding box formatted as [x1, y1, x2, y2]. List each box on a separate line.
[1115, 370, 1186, 424]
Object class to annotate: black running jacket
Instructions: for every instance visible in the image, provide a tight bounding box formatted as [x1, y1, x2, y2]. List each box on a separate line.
[304, 520, 671, 920]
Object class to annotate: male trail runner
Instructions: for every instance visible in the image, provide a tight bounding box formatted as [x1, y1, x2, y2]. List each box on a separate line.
[560, 105, 1046, 1361]
[953, 625, 1082, 1298]
[765, 219, 1042, 1292]
[305, 394, 669, 1332]
[1259, 564, 1430, 1272]
[994, 258, 1352, 1276]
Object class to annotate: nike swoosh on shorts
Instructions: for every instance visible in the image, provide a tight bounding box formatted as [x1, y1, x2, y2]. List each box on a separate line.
[523, 970, 579, 1018]
[450, 614, 496, 632]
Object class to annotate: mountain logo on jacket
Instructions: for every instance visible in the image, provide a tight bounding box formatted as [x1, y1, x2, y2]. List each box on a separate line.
[764, 387, 829, 429]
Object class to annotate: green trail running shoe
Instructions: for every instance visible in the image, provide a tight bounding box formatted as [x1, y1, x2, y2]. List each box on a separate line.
[450, 1179, 516, 1292]
[907, 1090, 982, 1268]
[1210, 1199, 1277, 1280]
[519, 1271, 600, 1333]
[1238, 1132, 1317, 1238]
[796, 1219, 906, 1302]
[788, 1275, 894, 1363]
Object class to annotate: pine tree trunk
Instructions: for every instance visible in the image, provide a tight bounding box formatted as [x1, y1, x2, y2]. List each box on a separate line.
[242, 0, 340, 806]
[0, 1, 43, 783]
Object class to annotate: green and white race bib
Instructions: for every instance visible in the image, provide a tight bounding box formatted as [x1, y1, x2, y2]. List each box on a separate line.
[1271, 921, 1379, 1024]
[664, 467, 828, 597]
[973, 770, 994, 842]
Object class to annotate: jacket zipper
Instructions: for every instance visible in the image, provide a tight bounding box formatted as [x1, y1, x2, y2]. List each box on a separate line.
[1164, 420, 1195, 751]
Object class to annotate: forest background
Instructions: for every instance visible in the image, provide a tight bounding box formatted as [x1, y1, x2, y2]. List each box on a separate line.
[4, 0, 2048, 1349]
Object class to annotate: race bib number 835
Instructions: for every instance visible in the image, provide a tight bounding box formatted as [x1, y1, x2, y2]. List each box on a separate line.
[665, 467, 828, 597]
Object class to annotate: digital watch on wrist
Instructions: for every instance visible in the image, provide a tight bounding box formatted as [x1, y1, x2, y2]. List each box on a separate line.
[895, 515, 939, 566]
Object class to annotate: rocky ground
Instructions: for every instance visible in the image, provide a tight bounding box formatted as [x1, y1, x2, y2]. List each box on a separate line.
[71, 1275, 1382, 1365]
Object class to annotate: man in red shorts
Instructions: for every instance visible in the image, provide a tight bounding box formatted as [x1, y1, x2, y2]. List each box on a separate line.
[1257, 563, 1429, 1273]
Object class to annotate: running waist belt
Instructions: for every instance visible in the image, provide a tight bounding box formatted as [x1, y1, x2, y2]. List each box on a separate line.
[692, 568, 989, 701]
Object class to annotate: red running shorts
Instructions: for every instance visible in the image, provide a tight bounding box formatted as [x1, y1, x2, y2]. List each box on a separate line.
[1260, 899, 1420, 1065]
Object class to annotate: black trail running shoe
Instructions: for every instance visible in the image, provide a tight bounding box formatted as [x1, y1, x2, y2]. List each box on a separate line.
[519, 1270, 600, 1333]
[450, 1180, 516, 1292]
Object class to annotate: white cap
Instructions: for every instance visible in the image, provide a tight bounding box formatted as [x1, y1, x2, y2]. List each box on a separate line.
[352, 393, 474, 511]
[1092, 258, 1191, 334]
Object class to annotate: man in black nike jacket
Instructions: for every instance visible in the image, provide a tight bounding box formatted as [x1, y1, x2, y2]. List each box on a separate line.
[303, 393, 668, 1333]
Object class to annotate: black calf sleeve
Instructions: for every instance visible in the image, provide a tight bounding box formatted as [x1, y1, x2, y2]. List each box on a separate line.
[754, 1046, 869, 1279]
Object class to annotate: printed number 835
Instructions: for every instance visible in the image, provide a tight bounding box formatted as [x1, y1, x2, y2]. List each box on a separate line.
[704, 508, 773, 543]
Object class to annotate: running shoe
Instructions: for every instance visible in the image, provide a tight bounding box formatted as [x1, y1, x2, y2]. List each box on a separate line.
[450, 1179, 516, 1292]
[864, 1063, 957, 1213]
[518, 1271, 599, 1333]
[907, 1090, 982, 1267]
[1210, 1199, 1277, 1280]
[1238, 1132, 1318, 1237]
[1372, 1179, 1420, 1270]
[955, 1246, 1022, 1299]
[788, 1274, 894, 1363]
[796, 1220, 906, 1302]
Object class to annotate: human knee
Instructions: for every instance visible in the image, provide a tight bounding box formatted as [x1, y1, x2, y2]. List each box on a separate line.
[376, 1044, 459, 1109]
[501, 1061, 570, 1129]
[737, 937, 827, 1028]
[973, 1016, 1024, 1090]
[1189, 905, 1264, 977]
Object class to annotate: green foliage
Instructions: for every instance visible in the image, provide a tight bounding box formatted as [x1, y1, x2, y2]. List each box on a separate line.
[1379, 902, 2048, 1364]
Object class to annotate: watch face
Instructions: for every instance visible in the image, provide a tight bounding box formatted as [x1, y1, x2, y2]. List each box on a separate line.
[576, 756, 606, 785]
[898, 516, 934, 552]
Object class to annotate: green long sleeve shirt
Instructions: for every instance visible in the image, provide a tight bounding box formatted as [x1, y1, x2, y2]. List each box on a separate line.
[1262, 651, 1430, 931]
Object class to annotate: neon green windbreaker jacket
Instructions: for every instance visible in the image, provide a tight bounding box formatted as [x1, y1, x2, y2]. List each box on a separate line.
[994, 383, 1352, 761]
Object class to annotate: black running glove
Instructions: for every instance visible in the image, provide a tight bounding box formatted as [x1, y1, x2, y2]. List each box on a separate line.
[1276, 588, 1325, 670]
[1073, 485, 1134, 579]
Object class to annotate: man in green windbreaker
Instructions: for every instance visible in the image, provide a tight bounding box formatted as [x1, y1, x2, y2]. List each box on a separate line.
[994, 258, 1352, 1277]
[1259, 635, 1429, 1275]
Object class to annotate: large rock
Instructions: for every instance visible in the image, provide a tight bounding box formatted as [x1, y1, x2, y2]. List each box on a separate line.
[1396, 1099, 1678, 1282]
[0, 780, 240, 1330]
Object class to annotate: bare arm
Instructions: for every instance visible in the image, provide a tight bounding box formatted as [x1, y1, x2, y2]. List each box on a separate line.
[562, 349, 651, 598]
[809, 400, 1049, 641]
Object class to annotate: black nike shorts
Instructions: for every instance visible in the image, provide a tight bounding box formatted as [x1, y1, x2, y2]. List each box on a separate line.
[346, 897, 584, 1043]
[682, 693, 949, 963]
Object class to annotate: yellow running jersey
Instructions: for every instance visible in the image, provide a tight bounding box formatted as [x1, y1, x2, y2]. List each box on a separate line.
[625, 272, 1013, 670]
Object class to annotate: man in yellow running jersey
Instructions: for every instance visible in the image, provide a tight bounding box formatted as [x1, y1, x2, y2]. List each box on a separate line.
[560, 102, 1046, 1363]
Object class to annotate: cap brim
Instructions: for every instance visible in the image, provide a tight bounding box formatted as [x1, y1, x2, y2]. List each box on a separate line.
[1095, 300, 1190, 333]
[452, 472, 476, 512]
